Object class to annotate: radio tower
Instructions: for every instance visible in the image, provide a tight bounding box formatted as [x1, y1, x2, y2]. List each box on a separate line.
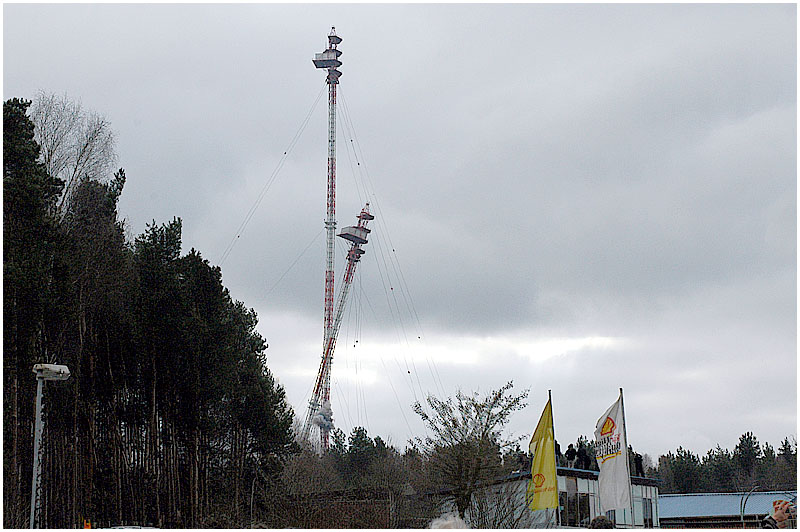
[314, 27, 342, 366]
[302, 204, 374, 450]
[302, 27, 374, 452]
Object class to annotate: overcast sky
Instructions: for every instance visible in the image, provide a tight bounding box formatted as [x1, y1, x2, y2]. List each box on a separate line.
[4, 3, 796, 460]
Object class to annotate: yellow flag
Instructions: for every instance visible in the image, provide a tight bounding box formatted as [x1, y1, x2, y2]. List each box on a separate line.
[526, 398, 558, 511]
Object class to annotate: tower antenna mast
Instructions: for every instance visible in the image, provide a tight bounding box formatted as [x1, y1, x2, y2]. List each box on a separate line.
[314, 27, 341, 451]
[315, 26, 342, 357]
[302, 27, 350, 451]
[302, 204, 374, 449]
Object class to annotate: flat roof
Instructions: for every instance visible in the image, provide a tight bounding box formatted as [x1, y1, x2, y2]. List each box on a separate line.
[498, 467, 660, 487]
[659, 491, 797, 518]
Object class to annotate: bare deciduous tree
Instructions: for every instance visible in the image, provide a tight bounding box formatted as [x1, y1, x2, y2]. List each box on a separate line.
[413, 381, 529, 520]
[29, 91, 117, 215]
[468, 480, 530, 529]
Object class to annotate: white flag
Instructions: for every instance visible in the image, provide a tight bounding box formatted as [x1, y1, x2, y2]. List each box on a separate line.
[594, 392, 631, 514]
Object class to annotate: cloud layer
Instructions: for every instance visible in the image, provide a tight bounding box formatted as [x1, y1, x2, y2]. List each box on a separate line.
[4, 3, 795, 457]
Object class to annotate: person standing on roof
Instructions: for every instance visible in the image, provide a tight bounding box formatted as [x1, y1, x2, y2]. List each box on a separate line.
[634, 453, 645, 477]
[577, 445, 590, 470]
[565, 443, 577, 468]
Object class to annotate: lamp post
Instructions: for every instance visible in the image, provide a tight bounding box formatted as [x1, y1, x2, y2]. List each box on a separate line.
[740, 484, 760, 529]
[29, 364, 70, 529]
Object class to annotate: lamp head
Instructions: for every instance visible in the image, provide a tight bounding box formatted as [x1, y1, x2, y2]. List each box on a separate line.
[32, 364, 70, 381]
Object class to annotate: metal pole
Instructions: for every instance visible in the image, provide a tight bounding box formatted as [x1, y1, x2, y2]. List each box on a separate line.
[250, 476, 256, 528]
[619, 388, 634, 528]
[29, 377, 44, 529]
[549, 390, 561, 529]
[740, 485, 759, 528]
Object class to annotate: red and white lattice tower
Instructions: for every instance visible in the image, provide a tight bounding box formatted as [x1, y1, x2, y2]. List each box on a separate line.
[302, 28, 374, 452]
[302, 204, 374, 450]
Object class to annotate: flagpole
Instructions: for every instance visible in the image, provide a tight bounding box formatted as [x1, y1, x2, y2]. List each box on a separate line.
[620, 387, 634, 527]
[528, 394, 559, 527]
[549, 390, 561, 528]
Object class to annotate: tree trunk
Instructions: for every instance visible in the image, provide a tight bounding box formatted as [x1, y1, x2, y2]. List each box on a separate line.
[72, 374, 80, 528]
[191, 428, 199, 527]
[10, 367, 21, 527]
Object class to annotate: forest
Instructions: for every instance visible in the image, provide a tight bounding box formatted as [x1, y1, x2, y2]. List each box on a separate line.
[4, 95, 296, 528]
[4, 94, 796, 529]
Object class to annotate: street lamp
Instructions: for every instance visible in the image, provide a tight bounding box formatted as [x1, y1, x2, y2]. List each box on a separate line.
[30, 364, 70, 529]
[740, 485, 760, 529]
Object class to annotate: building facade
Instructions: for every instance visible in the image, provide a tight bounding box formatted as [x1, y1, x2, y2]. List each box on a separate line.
[438, 466, 660, 528]
[554, 466, 659, 528]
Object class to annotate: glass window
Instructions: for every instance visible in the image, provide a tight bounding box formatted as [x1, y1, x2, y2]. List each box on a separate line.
[557, 476, 566, 492]
[567, 491, 578, 526]
[578, 493, 590, 527]
[559, 492, 567, 526]
[653, 495, 658, 527]
[634, 497, 644, 526]
[632, 484, 643, 497]
[566, 476, 577, 494]
[588, 494, 595, 520]
[563, 478, 578, 527]
[643, 498, 653, 528]
[578, 477, 589, 493]
[606, 509, 616, 526]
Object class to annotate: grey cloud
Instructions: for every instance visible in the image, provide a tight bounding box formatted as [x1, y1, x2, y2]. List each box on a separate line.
[4, 3, 794, 457]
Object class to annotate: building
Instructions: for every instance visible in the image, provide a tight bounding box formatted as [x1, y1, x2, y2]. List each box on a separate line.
[659, 490, 797, 528]
[553, 466, 659, 528]
[437, 466, 661, 528]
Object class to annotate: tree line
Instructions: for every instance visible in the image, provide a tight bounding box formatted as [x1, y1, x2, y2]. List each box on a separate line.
[4, 95, 296, 528]
[541, 431, 796, 496]
[533, 431, 796, 496]
[653, 432, 796, 494]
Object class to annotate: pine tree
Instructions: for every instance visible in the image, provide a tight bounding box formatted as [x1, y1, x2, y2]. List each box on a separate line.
[3, 98, 64, 527]
[701, 446, 736, 492]
[734, 432, 763, 486]
[347, 426, 376, 479]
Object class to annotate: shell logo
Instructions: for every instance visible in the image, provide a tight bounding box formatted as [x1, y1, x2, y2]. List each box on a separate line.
[532, 473, 546, 488]
[600, 416, 616, 436]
